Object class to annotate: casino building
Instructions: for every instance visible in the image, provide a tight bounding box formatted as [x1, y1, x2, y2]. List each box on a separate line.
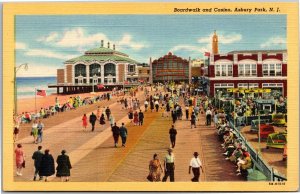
[52, 40, 140, 94]
[205, 32, 287, 98]
[149, 52, 191, 83]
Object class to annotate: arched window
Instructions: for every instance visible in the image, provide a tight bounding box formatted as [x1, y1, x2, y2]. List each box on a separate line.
[89, 63, 101, 77]
[75, 64, 86, 77]
[104, 63, 116, 76]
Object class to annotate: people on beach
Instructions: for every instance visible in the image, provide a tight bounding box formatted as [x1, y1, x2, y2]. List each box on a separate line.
[31, 120, 38, 144]
[169, 125, 177, 148]
[148, 153, 163, 182]
[111, 123, 120, 148]
[119, 123, 128, 147]
[39, 149, 55, 182]
[162, 148, 175, 182]
[32, 146, 44, 181]
[37, 120, 44, 143]
[15, 144, 25, 176]
[89, 112, 97, 132]
[56, 150, 72, 182]
[189, 152, 203, 182]
[82, 114, 88, 131]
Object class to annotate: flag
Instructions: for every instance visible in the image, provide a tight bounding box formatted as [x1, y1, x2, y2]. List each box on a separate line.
[97, 84, 104, 89]
[36, 89, 46, 97]
[204, 52, 210, 57]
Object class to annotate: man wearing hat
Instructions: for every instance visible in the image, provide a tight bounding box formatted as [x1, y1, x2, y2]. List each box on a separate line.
[189, 152, 204, 182]
[162, 148, 175, 182]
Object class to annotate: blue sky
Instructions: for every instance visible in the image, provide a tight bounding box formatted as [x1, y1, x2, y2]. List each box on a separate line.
[15, 15, 286, 77]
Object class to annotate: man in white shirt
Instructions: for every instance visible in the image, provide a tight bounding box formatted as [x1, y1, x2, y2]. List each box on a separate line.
[206, 108, 212, 126]
[189, 152, 204, 182]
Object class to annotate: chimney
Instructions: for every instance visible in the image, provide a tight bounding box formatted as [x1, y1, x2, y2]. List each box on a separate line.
[113, 44, 115, 50]
[108, 42, 110, 48]
[101, 40, 104, 47]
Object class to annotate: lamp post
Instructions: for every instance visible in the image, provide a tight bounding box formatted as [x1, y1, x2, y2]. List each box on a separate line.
[92, 68, 101, 93]
[14, 63, 28, 116]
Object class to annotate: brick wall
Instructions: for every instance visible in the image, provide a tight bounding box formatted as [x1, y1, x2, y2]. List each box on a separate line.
[118, 64, 125, 82]
[66, 65, 72, 83]
[57, 69, 64, 83]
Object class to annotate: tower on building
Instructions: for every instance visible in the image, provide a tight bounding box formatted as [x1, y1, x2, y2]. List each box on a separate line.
[212, 30, 219, 55]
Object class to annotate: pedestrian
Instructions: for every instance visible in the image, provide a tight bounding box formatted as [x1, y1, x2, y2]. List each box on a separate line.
[171, 110, 177, 124]
[185, 106, 189, 120]
[31, 120, 38, 144]
[82, 114, 88, 131]
[111, 123, 120, 148]
[109, 115, 115, 127]
[15, 144, 25, 176]
[96, 106, 101, 120]
[128, 109, 133, 123]
[99, 113, 106, 126]
[119, 123, 128, 147]
[169, 125, 177, 148]
[191, 112, 196, 128]
[150, 100, 154, 112]
[32, 145, 44, 181]
[39, 149, 55, 182]
[148, 153, 163, 182]
[13, 124, 20, 142]
[144, 100, 149, 112]
[206, 108, 212, 126]
[155, 100, 159, 112]
[107, 93, 110, 101]
[189, 152, 204, 182]
[56, 150, 72, 182]
[37, 120, 44, 143]
[89, 112, 97, 132]
[105, 107, 111, 120]
[162, 148, 175, 182]
[138, 110, 144, 126]
[166, 103, 170, 117]
[133, 111, 139, 126]
[124, 98, 128, 109]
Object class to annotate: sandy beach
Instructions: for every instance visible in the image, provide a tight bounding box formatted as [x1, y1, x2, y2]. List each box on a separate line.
[16, 92, 113, 115]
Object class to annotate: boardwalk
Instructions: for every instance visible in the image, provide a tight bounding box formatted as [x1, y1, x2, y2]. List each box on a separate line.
[14, 89, 243, 182]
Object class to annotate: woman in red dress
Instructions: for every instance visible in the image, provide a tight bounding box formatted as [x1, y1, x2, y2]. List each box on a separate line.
[133, 111, 139, 126]
[82, 114, 88, 131]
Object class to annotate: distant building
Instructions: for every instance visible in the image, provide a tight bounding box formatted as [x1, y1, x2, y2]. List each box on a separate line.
[150, 52, 191, 83]
[137, 64, 150, 83]
[212, 30, 219, 55]
[52, 40, 140, 94]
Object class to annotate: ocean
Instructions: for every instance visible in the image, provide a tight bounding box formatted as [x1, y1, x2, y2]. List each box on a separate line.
[17, 77, 57, 99]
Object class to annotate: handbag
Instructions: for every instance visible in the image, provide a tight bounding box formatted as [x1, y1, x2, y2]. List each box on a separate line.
[22, 161, 25, 168]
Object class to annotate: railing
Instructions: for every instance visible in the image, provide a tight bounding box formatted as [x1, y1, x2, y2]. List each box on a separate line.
[228, 116, 287, 181]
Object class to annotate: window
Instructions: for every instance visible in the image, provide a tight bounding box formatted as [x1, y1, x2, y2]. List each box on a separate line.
[263, 63, 282, 76]
[75, 64, 86, 77]
[147, 70, 150, 74]
[238, 64, 257, 76]
[215, 64, 232, 77]
[139, 70, 142, 74]
[89, 63, 100, 77]
[128, 65, 136, 73]
[104, 63, 116, 76]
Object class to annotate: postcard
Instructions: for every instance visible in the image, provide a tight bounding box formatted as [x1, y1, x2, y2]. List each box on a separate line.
[2, 1, 299, 192]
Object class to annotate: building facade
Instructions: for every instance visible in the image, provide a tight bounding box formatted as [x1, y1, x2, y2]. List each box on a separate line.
[150, 52, 191, 83]
[53, 41, 140, 94]
[206, 50, 287, 98]
[137, 65, 150, 82]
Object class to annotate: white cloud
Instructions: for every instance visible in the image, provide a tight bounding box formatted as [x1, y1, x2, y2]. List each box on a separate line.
[260, 36, 286, 48]
[198, 32, 242, 44]
[25, 49, 77, 60]
[16, 42, 27, 50]
[16, 63, 60, 77]
[38, 32, 59, 43]
[117, 34, 147, 50]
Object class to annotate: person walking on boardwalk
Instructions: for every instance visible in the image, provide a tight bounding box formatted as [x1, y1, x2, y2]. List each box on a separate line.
[150, 100, 154, 112]
[31, 120, 38, 144]
[37, 120, 44, 143]
[162, 148, 175, 182]
[185, 106, 189, 120]
[128, 109, 133, 123]
[206, 108, 212, 125]
[133, 111, 139, 126]
[32, 145, 44, 181]
[155, 100, 159, 112]
[169, 125, 177, 148]
[119, 123, 128, 147]
[89, 112, 97, 132]
[109, 115, 115, 127]
[39, 149, 55, 182]
[96, 106, 101, 120]
[148, 153, 163, 182]
[171, 110, 177, 124]
[144, 100, 149, 112]
[56, 150, 72, 182]
[82, 114, 88, 131]
[138, 110, 144, 126]
[105, 106, 111, 120]
[99, 113, 106, 126]
[189, 152, 204, 182]
[191, 112, 196, 128]
[15, 144, 25, 176]
[111, 123, 120, 148]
